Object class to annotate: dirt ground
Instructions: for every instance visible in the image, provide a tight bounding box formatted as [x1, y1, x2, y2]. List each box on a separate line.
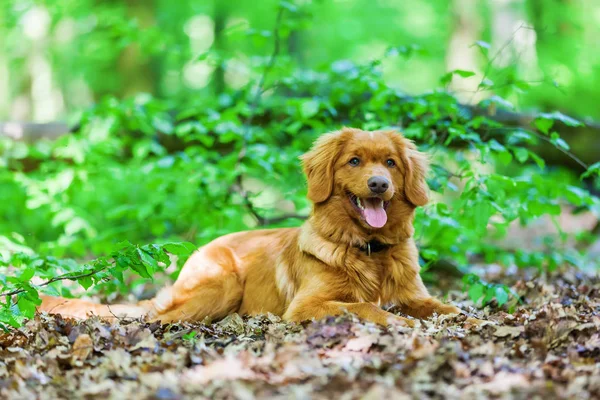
[1, 270, 599, 400]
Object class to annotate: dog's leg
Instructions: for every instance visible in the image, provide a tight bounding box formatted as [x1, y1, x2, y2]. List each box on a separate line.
[283, 297, 414, 327]
[38, 244, 244, 323]
[38, 295, 150, 320]
[147, 244, 244, 323]
[397, 297, 460, 319]
[382, 248, 461, 319]
[387, 273, 460, 319]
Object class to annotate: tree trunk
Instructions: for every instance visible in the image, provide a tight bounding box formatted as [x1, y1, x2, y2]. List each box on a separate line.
[445, 0, 484, 104]
[117, 0, 157, 98]
[490, 0, 538, 79]
[212, 0, 227, 94]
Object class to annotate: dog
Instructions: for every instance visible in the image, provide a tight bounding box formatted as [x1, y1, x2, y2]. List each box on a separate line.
[39, 127, 460, 327]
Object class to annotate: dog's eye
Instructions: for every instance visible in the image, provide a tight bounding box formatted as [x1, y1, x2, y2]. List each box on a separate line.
[349, 157, 360, 166]
[386, 159, 396, 167]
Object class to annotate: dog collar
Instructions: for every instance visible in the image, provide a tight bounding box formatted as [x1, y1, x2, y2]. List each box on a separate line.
[357, 240, 391, 256]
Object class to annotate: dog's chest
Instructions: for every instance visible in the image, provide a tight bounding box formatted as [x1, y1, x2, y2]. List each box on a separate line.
[344, 253, 391, 302]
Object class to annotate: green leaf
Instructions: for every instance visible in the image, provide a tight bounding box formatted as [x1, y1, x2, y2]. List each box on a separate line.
[473, 201, 493, 233]
[495, 287, 509, 306]
[137, 248, 158, 271]
[534, 117, 553, 134]
[498, 150, 513, 166]
[163, 242, 197, 257]
[528, 151, 546, 169]
[153, 115, 174, 135]
[384, 44, 426, 58]
[18, 268, 35, 283]
[483, 286, 496, 305]
[279, 1, 298, 12]
[539, 111, 583, 127]
[581, 161, 600, 179]
[468, 283, 485, 303]
[564, 186, 587, 206]
[512, 147, 529, 163]
[182, 330, 198, 341]
[472, 40, 490, 56]
[550, 132, 570, 150]
[439, 69, 476, 86]
[453, 69, 476, 78]
[114, 240, 134, 251]
[439, 72, 453, 86]
[17, 297, 37, 318]
[109, 268, 125, 283]
[535, 112, 582, 135]
[130, 262, 152, 279]
[79, 276, 93, 290]
[300, 99, 320, 119]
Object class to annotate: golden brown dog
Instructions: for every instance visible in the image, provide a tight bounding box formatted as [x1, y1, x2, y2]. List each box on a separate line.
[39, 127, 460, 327]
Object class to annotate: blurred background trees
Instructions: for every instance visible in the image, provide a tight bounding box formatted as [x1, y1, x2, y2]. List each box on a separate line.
[2, 0, 599, 122]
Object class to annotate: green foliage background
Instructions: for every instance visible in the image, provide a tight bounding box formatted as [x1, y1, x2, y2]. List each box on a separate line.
[1, 0, 599, 329]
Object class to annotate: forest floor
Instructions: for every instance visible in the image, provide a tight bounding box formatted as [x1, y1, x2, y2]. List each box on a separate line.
[1, 270, 599, 400]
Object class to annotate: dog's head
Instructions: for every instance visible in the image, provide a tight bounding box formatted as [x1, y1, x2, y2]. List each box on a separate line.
[301, 127, 428, 241]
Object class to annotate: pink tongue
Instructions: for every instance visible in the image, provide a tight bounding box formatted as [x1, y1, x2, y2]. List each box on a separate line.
[362, 198, 387, 228]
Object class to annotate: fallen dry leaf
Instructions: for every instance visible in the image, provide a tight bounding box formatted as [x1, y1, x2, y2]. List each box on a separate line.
[184, 355, 256, 384]
[71, 333, 93, 363]
[0, 272, 598, 399]
[493, 325, 524, 338]
[344, 334, 378, 352]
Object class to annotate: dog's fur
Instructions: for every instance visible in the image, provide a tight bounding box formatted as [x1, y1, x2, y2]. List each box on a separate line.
[39, 128, 459, 327]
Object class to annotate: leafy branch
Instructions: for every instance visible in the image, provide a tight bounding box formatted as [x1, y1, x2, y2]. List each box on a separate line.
[0, 269, 103, 298]
[234, 3, 290, 223]
[0, 242, 196, 328]
[240, 191, 308, 226]
[235, 4, 285, 167]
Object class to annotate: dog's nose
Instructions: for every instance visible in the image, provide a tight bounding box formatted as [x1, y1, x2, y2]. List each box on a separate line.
[367, 176, 389, 194]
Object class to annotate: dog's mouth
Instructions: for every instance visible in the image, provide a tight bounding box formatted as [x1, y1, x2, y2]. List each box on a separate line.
[347, 192, 390, 228]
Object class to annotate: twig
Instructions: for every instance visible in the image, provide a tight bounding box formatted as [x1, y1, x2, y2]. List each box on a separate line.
[235, 179, 307, 225]
[105, 305, 126, 322]
[1, 269, 105, 298]
[467, 23, 534, 105]
[487, 126, 589, 170]
[232, 5, 292, 224]
[432, 163, 467, 179]
[246, 198, 307, 225]
[235, 5, 285, 170]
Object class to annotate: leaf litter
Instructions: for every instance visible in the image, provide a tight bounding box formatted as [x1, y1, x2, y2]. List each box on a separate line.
[0, 271, 599, 399]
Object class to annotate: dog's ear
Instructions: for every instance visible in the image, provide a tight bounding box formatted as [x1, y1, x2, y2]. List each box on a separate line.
[393, 134, 429, 207]
[300, 130, 348, 203]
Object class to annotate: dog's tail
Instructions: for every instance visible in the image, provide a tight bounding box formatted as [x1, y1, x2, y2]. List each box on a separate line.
[37, 294, 158, 321]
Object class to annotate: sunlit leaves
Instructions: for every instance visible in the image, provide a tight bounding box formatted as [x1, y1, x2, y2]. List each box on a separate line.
[384, 44, 427, 59]
[440, 69, 477, 86]
[550, 132, 570, 150]
[463, 274, 514, 307]
[300, 99, 320, 119]
[534, 112, 583, 135]
[534, 118, 554, 135]
[0, 240, 197, 327]
[472, 40, 491, 57]
[581, 161, 600, 179]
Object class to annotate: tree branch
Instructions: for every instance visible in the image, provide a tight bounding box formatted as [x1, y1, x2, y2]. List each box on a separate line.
[233, 5, 290, 223]
[485, 126, 589, 170]
[235, 5, 285, 169]
[0, 122, 70, 141]
[1, 269, 106, 298]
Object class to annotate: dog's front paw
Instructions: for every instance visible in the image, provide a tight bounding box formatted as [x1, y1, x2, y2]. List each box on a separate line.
[436, 304, 461, 316]
[387, 314, 415, 328]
